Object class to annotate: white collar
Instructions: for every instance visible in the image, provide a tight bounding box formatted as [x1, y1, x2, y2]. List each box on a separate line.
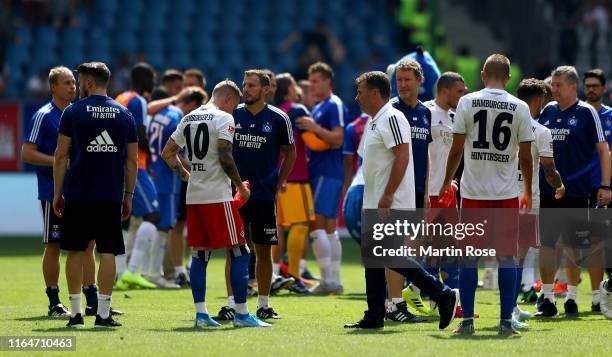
[371, 102, 393, 123]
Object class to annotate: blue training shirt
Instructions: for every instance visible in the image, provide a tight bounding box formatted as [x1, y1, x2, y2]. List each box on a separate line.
[59, 95, 138, 202]
[308, 94, 347, 180]
[390, 97, 432, 193]
[590, 105, 612, 188]
[233, 103, 294, 201]
[24, 101, 62, 201]
[148, 105, 183, 195]
[539, 100, 605, 198]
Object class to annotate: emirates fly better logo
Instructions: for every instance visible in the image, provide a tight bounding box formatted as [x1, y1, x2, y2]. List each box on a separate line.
[87, 130, 117, 152]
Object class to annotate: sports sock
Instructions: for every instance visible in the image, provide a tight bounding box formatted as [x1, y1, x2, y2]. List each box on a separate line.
[195, 302, 208, 314]
[227, 296, 236, 309]
[174, 265, 185, 278]
[459, 259, 478, 318]
[115, 254, 127, 278]
[390, 297, 404, 312]
[190, 251, 209, 306]
[82, 284, 98, 310]
[542, 283, 554, 302]
[272, 263, 280, 277]
[229, 246, 250, 305]
[310, 229, 331, 283]
[566, 285, 577, 302]
[514, 264, 524, 308]
[592, 290, 601, 305]
[148, 231, 168, 276]
[69, 294, 82, 317]
[287, 224, 308, 277]
[258, 295, 269, 308]
[522, 248, 536, 289]
[46, 286, 60, 307]
[329, 231, 342, 286]
[127, 221, 156, 273]
[498, 262, 517, 320]
[97, 294, 111, 319]
[300, 259, 307, 275]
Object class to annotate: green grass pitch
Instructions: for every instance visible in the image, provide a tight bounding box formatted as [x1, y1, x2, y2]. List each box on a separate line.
[1, 237, 611, 356]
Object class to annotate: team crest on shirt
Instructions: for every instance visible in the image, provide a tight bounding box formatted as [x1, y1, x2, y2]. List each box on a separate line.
[568, 117, 577, 126]
[423, 116, 429, 126]
[262, 122, 272, 133]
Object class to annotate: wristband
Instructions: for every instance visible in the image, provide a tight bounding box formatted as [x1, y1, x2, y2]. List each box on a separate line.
[599, 185, 611, 191]
[124, 190, 134, 196]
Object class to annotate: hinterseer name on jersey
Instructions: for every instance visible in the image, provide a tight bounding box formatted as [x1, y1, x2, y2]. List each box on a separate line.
[550, 128, 571, 141]
[235, 133, 267, 148]
[411, 126, 430, 140]
[87, 105, 120, 119]
[471, 99, 518, 111]
[470, 151, 510, 163]
[191, 163, 207, 172]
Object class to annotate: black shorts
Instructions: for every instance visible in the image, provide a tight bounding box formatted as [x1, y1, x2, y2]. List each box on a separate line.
[540, 195, 590, 248]
[176, 181, 187, 220]
[416, 192, 425, 209]
[239, 199, 278, 245]
[61, 200, 125, 255]
[40, 200, 62, 244]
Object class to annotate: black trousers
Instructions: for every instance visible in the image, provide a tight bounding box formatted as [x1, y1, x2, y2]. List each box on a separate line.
[363, 259, 450, 322]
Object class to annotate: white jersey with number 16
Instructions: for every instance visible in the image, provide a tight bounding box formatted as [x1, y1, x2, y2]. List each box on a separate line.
[453, 88, 534, 200]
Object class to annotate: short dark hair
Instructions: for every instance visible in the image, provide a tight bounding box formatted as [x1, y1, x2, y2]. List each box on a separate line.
[436, 72, 465, 93]
[517, 78, 546, 102]
[584, 68, 606, 86]
[162, 69, 184, 84]
[483, 54, 511, 80]
[244, 69, 271, 87]
[184, 68, 206, 88]
[275, 73, 296, 104]
[355, 71, 391, 99]
[150, 86, 170, 101]
[131, 62, 156, 94]
[182, 86, 208, 107]
[77, 62, 111, 87]
[308, 62, 334, 81]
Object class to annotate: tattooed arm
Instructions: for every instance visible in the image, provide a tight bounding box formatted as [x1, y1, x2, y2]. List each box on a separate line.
[162, 138, 190, 182]
[218, 139, 250, 201]
[540, 156, 565, 198]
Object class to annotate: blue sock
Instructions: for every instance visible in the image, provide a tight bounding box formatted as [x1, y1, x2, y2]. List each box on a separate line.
[514, 266, 524, 308]
[190, 254, 208, 304]
[443, 268, 460, 289]
[498, 260, 517, 320]
[230, 248, 250, 305]
[459, 265, 478, 318]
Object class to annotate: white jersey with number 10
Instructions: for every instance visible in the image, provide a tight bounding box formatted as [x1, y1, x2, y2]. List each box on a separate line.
[452, 88, 534, 200]
[170, 104, 235, 204]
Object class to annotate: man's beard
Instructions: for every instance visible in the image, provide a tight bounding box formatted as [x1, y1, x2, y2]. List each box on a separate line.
[244, 95, 260, 105]
[587, 93, 601, 103]
[80, 87, 89, 99]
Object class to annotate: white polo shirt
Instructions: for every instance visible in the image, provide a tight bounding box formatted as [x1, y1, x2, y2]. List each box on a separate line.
[424, 100, 455, 197]
[362, 102, 415, 209]
[517, 118, 554, 210]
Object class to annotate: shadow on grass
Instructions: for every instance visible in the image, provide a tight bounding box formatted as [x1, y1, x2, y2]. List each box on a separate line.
[14, 316, 68, 322]
[145, 327, 229, 333]
[31, 327, 117, 333]
[530, 316, 584, 323]
[344, 328, 403, 335]
[429, 333, 522, 340]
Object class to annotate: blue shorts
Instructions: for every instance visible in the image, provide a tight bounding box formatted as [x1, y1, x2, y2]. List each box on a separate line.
[342, 184, 364, 244]
[133, 169, 159, 218]
[158, 193, 177, 229]
[310, 176, 343, 219]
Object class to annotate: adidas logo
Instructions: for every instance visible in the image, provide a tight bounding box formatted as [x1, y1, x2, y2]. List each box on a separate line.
[270, 236, 278, 242]
[236, 123, 242, 129]
[87, 130, 118, 152]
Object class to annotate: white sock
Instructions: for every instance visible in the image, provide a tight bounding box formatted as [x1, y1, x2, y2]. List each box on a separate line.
[115, 254, 127, 278]
[385, 299, 391, 312]
[310, 229, 332, 283]
[69, 294, 82, 317]
[235, 303, 248, 315]
[127, 221, 156, 273]
[272, 263, 280, 276]
[300, 259, 307, 275]
[258, 295, 269, 308]
[97, 294, 111, 319]
[410, 284, 421, 295]
[328, 231, 342, 286]
[228, 296, 236, 309]
[148, 231, 168, 276]
[390, 297, 403, 312]
[592, 290, 601, 305]
[522, 248, 536, 290]
[566, 285, 577, 302]
[542, 283, 554, 302]
[513, 306, 523, 315]
[174, 265, 185, 278]
[195, 302, 208, 314]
